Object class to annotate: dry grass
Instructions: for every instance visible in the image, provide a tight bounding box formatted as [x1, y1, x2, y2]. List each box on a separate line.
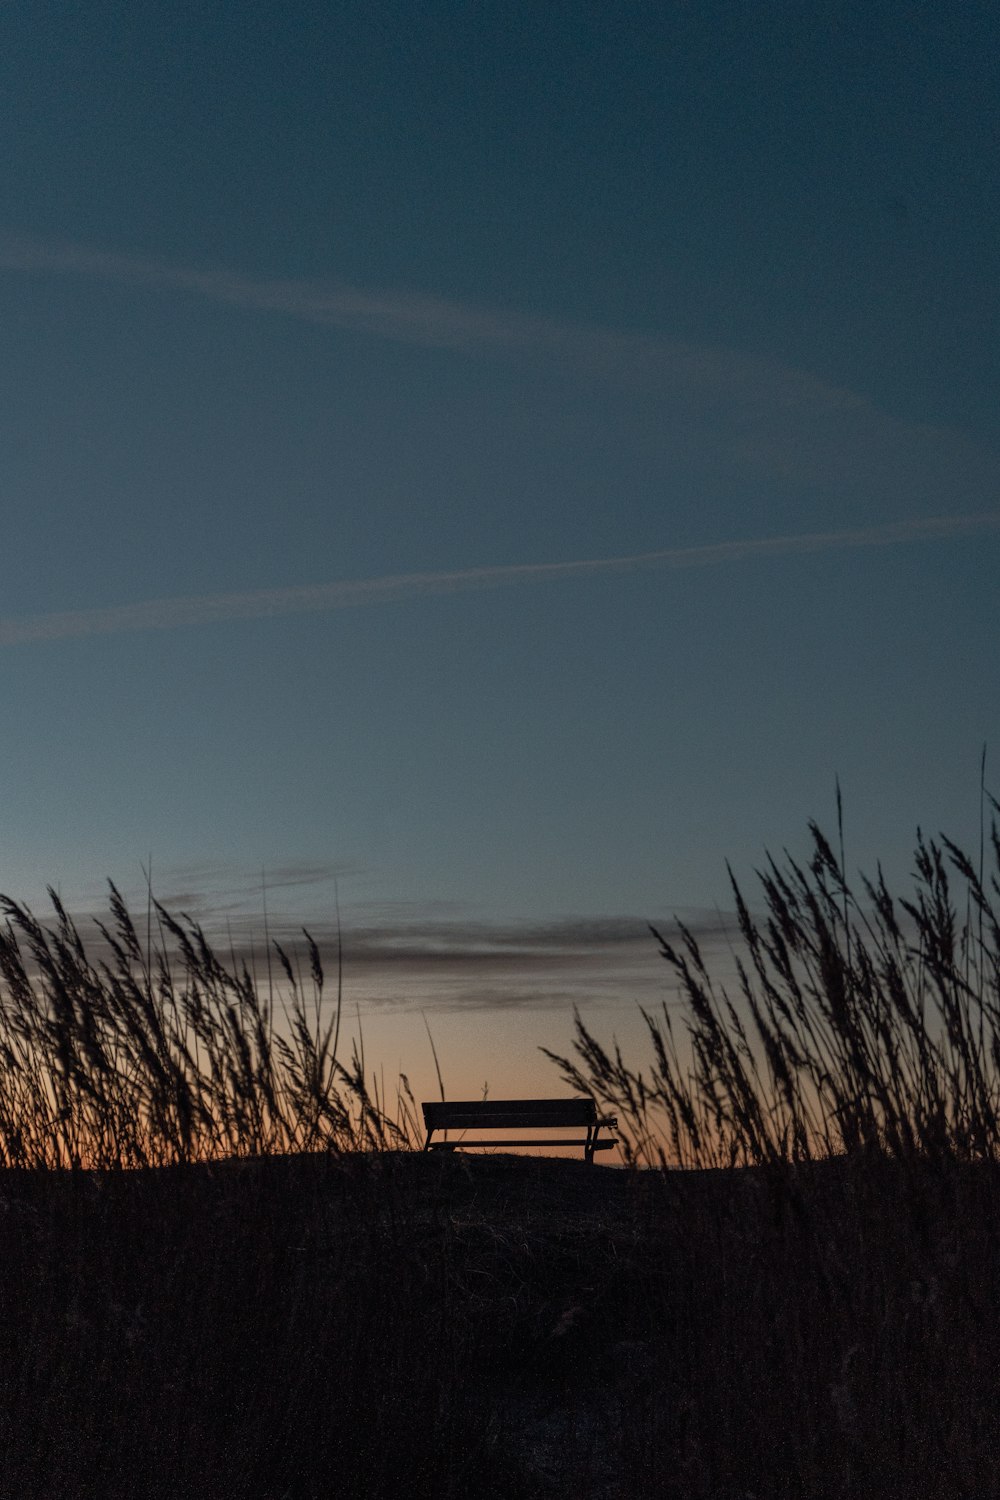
[515, 797, 1000, 1494]
[0, 886, 418, 1168]
[546, 797, 1000, 1171]
[5, 798, 1000, 1496]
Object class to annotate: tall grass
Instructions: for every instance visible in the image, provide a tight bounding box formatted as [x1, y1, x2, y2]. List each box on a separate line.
[546, 802, 1000, 1168]
[0, 886, 417, 1168]
[533, 797, 1000, 1494]
[5, 814, 1000, 1498]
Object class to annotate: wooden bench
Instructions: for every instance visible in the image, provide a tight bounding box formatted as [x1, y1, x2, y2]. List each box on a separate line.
[421, 1097, 618, 1163]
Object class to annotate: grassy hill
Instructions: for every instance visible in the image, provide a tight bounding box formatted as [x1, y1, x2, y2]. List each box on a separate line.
[2, 1148, 998, 1499]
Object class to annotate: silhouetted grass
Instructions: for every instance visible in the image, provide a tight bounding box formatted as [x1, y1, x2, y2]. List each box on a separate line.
[546, 799, 1000, 1170]
[5, 803, 1000, 1497]
[0, 887, 417, 1168]
[530, 799, 1000, 1495]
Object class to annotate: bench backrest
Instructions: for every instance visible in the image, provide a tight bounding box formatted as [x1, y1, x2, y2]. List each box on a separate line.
[422, 1097, 597, 1131]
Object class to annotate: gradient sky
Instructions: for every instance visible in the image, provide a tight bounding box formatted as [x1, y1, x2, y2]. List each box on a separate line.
[1, 2, 998, 1101]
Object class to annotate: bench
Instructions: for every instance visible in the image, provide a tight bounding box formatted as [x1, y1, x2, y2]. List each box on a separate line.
[421, 1097, 618, 1163]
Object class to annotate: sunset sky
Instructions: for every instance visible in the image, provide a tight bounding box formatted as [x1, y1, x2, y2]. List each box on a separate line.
[1, 2, 997, 1102]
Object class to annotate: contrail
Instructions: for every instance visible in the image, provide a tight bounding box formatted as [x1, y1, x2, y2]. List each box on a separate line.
[0, 512, 996, 648]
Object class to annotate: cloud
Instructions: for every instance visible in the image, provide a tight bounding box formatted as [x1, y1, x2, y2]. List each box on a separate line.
[0, 229, 978, 435]
[7, 879, 733, 1010]
[3, 229, 997, 582]
[0, 230, 817, 379]
[0, 511, 996, 648]
[0, 231, 540, 351]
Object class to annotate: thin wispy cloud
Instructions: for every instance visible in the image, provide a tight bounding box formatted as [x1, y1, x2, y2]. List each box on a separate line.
[0, 230, 898, 415]
[0, 231, 527, 352]
[0, 513, 996, 648]
[3, 231, 997, 503]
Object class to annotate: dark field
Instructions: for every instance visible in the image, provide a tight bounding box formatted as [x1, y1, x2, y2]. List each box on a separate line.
[3, 1148, 1000, 1500]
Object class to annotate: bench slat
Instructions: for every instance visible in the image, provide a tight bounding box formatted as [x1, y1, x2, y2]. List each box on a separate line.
[422, 1098, 597, 1128]
[424, 1103, 591, 1113]
[427, 1137, 617, 1150]
[425, 1113, 591, 1131]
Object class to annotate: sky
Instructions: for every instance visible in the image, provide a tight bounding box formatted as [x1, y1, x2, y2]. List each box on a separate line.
[1, 1, 998, 1105]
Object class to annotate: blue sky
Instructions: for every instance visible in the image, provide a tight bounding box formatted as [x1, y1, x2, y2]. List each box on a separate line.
[1, 2, 997, 1093]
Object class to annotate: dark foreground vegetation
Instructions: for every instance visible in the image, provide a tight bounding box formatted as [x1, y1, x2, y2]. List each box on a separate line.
[2, 791, 1000, 1497]
[3, 1150, 1000, 1499]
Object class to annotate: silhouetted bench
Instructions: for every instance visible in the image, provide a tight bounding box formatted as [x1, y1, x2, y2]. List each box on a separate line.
[421, 1097, 618, 1163]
